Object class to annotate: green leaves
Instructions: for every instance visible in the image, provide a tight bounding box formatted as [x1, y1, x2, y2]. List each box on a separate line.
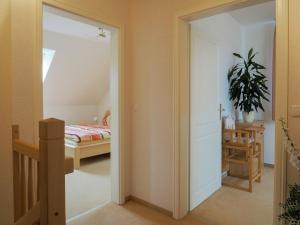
[252, 61, 266, 70]
[233, 53, 243, 59]
[279, 184, 300, 224]
[228, 48, 270, 113]
[248, 48, 254, 59]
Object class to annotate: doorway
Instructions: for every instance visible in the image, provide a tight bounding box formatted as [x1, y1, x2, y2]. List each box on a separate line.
[173, 0, 288, 224]
[41, 5, 124, 222]
[189, 3, 276, 224]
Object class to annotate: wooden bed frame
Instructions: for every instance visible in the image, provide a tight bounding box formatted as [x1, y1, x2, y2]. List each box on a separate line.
[65, 141, 110, 169]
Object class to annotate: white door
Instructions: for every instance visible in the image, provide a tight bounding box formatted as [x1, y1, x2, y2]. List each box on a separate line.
[190, 29, 222, 210]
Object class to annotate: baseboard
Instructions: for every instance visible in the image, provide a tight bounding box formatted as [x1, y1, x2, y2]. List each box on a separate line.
[125, 195, 173, 217]
[125, 195, 131, 202]
[264, 163, 274, 168]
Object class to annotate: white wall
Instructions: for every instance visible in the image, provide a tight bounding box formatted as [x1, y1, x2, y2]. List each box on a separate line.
[191, 13, 243, 120]
[242, 22, 275, 164]
[98, 90, 111, 119]
[45, 105, 99, 125]
[43, 30, 110, 124]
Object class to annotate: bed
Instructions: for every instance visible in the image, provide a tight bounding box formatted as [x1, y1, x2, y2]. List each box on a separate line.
[65, 123, 111, 169]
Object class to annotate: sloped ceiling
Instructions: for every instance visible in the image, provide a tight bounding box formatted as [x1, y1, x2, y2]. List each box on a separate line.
[229, 1, 275, 25]
[43, 9, 111, 106]
[43, 6, 111, 42]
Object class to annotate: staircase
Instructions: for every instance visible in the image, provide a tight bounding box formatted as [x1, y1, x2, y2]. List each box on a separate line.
[12, 118, 74, 225]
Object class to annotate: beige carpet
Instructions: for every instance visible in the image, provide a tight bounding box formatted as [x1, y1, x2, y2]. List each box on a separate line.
[65, 155, 111, 220]
[67, 201, 209, 225]
[190, 166, 274, 225]
[67, 166, 273, 225]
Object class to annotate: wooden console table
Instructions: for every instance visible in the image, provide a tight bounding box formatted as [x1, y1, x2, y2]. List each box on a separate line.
[222, 120, 265, 177]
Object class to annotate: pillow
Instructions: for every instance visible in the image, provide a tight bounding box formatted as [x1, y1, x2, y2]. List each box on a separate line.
[106, 115, 111, 127]
[102, 110, 111, 127]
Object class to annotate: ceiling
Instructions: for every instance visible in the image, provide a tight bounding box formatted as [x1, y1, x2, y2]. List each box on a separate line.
[43, 6, 110, 42]
[229, 1, 275, 25]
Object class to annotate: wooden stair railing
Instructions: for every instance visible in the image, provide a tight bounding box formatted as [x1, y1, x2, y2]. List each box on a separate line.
[13, 118, 74, 225]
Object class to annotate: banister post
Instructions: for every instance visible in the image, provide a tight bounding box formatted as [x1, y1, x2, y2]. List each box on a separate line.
[39, 118, 65, 225]
[12, 125, 21, 221]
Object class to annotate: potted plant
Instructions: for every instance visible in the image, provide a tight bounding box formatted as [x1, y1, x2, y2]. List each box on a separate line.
[227, 48, 270, 123]
[279, 119, 300, 224]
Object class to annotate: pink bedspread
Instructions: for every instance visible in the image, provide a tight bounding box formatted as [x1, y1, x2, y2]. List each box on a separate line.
[65, 125, 111, 143]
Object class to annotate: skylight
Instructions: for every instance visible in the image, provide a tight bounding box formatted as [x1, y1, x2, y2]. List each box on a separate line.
[43, 48, 56, 82]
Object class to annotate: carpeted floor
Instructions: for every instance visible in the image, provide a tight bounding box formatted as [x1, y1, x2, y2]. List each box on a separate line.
[67, 201, 209, 225]
[66, 164, 273, 225]
[65, 154, 111, 220]
[190, 166, 274, 225]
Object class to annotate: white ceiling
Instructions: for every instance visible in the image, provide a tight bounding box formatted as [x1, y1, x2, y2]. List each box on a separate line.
[229, 1, 275, 25]
[43, 6, 110, 42]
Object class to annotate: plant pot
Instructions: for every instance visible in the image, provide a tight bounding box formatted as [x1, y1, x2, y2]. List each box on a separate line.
[243, 111, 255, 123]
[235, 110, 243, 122]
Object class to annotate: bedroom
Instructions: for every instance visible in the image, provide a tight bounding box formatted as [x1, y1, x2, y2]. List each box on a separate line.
[42, 6, 113, 221]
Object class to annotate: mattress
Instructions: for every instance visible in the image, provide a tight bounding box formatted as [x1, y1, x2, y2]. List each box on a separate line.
[65, 138, 110, 148]
[65, 124, 111, 144]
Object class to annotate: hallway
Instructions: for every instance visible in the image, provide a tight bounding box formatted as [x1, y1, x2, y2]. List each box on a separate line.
[68, 167, 274, 225]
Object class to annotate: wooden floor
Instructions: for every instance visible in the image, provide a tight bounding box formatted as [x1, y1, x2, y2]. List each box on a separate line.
[68, 167, 274, 225]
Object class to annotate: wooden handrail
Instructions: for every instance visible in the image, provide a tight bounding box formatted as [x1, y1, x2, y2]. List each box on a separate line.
[13, 119, 71, 225]
[13, 140, 74, 174]
[13, 140, 39, 161]
[39, 118, 66, 225]
[14, 203, 40, 225]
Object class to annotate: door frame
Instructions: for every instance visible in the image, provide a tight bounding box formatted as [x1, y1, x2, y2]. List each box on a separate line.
[34, 0, 126, 206]
[173, 0, 288, 223]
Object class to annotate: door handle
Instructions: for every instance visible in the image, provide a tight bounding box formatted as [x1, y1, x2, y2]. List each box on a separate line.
[219, 104, 225, 120]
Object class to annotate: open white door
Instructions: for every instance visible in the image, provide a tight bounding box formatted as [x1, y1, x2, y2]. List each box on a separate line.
[190, 29, 222, 210]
